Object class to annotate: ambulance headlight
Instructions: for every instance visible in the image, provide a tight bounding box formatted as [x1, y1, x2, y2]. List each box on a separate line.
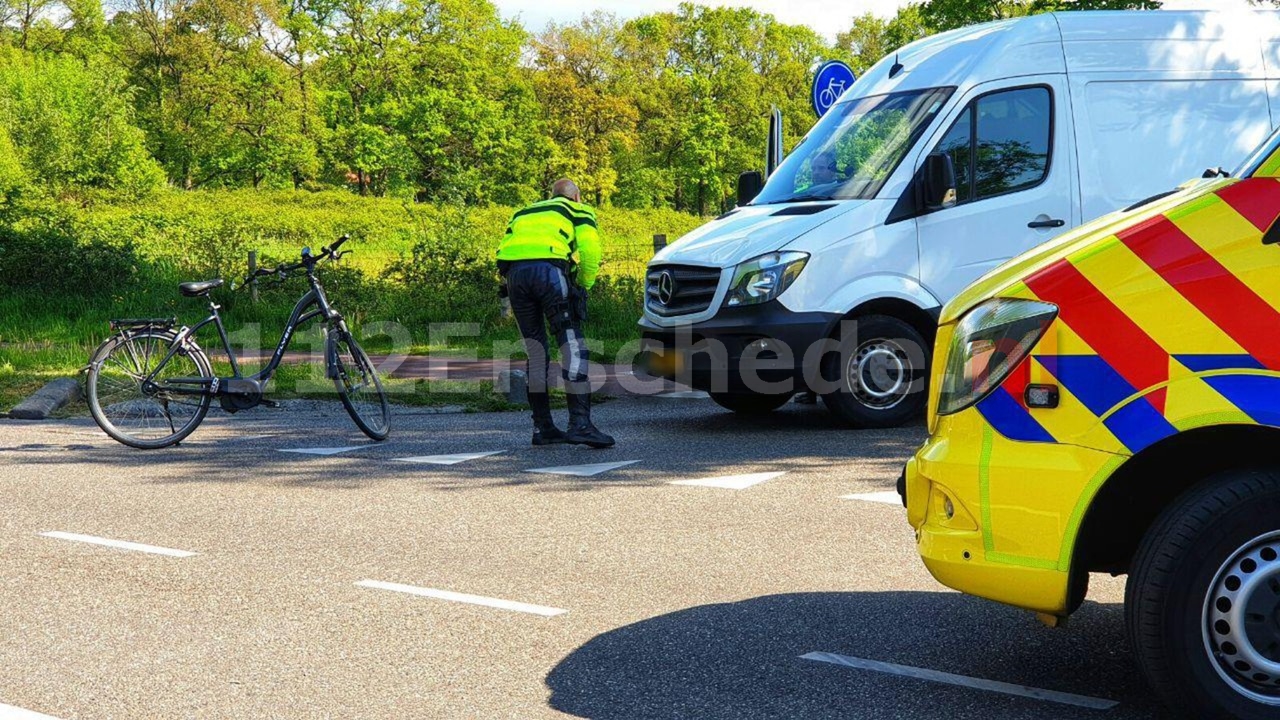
[724, 252, 809, 307]
[937, 298, 1058, 416]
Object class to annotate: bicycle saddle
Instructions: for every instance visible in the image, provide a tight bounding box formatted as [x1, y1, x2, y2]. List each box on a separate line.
[179, 279, 224, 297]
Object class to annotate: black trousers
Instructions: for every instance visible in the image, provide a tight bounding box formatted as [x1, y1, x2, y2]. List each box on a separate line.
[505, 261, 590, 422]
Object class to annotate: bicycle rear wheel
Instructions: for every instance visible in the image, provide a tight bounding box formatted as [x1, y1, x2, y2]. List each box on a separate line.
[87, 329, 213, 449]
[328, 327, 389, 441]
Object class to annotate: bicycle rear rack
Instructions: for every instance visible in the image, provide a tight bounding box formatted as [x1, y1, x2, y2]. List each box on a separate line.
[109, 318, 177, 332]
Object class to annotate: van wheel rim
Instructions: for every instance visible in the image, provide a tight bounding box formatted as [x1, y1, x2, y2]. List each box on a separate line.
[1203, 530, 1280, 705]
[848, 339, 909, 410]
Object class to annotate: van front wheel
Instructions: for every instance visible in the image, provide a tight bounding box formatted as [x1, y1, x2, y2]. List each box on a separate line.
[821, 314, 928, 428]
[1127, 469, 1280, 719]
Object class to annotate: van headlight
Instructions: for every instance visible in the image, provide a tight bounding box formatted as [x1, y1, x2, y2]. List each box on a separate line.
[724, 252, 809, 307]
[937, 298, 1058, 415]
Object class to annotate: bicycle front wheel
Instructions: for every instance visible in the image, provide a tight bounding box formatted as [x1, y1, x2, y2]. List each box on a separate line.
[87, 329, 213, 449]
[328, 327, 389, 441]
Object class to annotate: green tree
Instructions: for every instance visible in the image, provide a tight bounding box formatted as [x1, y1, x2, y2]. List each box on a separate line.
[612, 3, 829, 213]
[0, 45, 164, 194]
[531, 13, 638, 205]
[391, 0, 547, 204]
[110, 0, 318, 189]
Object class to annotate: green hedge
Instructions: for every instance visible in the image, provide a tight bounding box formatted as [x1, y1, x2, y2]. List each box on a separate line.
[0, 189, 704, 354]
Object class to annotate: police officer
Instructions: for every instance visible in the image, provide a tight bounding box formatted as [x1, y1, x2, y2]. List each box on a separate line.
[498, 179, 615, 448]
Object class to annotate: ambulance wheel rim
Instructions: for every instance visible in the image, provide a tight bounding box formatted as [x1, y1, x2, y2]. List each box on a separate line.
[1203, 529, 1280, 704]
[848, 339, 909, 410]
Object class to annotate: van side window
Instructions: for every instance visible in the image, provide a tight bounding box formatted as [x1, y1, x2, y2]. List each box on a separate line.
[936, 107, 973, 204]
[930, 86, 1052, 205]
[974, 87, 1051, 198]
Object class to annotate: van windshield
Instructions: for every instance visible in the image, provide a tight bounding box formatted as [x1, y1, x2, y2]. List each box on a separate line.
[753, 87, 954, 204]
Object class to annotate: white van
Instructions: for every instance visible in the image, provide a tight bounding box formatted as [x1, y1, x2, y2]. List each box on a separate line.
[638, 9, 1280, 426]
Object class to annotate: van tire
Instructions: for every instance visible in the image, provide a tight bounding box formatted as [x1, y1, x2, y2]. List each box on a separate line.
[1126, 469, 1280, 719]
[820, 314, 928, 428]
[709, 391, 793, 414]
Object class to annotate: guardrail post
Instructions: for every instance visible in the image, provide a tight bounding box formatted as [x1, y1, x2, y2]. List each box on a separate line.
[653, 234, 667, 254]
[248, 250, 259, 303]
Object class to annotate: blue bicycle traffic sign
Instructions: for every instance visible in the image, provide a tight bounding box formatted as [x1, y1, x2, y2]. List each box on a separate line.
[811, 61, 856, 118]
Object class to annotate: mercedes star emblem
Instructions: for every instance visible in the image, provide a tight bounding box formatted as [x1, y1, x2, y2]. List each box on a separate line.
[657, 271, 675, 306]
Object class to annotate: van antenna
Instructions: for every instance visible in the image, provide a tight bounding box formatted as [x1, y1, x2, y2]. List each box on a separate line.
[890, 53, 904, 78]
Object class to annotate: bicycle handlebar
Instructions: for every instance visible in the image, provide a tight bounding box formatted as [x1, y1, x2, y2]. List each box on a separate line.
[241, 235, 351, 287]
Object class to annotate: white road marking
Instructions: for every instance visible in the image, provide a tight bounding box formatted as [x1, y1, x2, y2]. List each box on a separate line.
[278, 446, 363, 456]
[669, 471, 785, 490]
[841, 491, 903, 506]
[40, 531, 196, 558]
[0, 701, 65, 720]
[656, 390, 709, 399]
[525, 461, 640, 477]
[394, 451, 503, 466]
[800, 652, 1119, 711]
[356, 580, 566, 617]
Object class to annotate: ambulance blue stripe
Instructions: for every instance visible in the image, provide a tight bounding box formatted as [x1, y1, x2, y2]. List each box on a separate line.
[1036, 355, 1135, 417]
[1102, 397, 1177, 453]
[1203, 375, 1280, 426]
[976, 387, 1055, 443]
[1173, 354, 1266, 373]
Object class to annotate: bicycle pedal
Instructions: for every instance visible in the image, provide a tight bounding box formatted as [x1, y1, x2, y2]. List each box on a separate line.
[260, 399, 283, 409]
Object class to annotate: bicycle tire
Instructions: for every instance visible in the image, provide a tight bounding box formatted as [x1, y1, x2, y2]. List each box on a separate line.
[328, 327, 390, 441]
[87, 329, 213, 449]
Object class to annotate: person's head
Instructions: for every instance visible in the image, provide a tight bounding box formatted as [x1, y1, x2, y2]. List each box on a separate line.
[552, 178, 582, 203]
[810, 149, 839, 185]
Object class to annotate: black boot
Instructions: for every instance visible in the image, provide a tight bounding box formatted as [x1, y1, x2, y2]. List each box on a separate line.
[565, 391, 615, 448]
[533, 422, 568, 446]
[529, 390, 566, 446]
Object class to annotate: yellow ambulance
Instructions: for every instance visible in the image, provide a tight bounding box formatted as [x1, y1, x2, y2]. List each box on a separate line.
[903, 131, 1280, 718]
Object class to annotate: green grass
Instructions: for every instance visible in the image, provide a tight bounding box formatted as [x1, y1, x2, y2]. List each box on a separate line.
[0, 341, 92, 412]
[0, 188, 700, 406]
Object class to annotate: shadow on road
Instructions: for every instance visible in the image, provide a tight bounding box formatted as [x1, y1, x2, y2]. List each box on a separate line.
[0, 399, 927, 494]
[546, 591, 1167, 720]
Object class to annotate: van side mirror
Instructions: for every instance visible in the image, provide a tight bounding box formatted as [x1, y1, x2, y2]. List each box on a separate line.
[922, 153, 957, 210]
[737, 171, 764, 207]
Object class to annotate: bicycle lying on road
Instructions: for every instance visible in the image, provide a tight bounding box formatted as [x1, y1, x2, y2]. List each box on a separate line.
[86, 235, 390, 449]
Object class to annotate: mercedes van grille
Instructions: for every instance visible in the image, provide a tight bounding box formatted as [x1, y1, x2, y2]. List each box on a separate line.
[646, 264, 722, 317]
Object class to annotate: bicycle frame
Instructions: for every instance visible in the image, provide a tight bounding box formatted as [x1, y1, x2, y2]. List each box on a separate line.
[138, 269, 342, 394]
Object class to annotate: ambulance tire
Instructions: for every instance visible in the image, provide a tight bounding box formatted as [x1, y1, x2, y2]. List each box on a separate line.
[821, 314, 928, 428]
[709, 391, 793, 415]
[1127, 469, 1280, 720]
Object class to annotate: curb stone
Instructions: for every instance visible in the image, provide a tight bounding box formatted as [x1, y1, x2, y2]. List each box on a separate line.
[9, 378, 82, 420]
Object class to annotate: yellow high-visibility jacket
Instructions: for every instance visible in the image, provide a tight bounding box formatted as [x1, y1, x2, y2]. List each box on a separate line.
[497, 196, 602, 290]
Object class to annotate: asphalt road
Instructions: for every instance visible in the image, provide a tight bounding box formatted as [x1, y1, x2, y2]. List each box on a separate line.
[0, 396, 1171, 719]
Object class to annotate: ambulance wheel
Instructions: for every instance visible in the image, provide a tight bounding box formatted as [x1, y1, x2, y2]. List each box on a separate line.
[1127, 469, 1280, 719]
[821, 314, 928, 428]
[709, 391, 793, 414]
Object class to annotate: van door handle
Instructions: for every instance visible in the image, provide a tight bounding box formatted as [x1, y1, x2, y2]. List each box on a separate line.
[1028, 218, 1066, 229]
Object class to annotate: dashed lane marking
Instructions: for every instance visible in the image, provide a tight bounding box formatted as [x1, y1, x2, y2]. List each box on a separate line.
[0, 701, 65, 720]
[841, 491, 903, 506]
[394, 451, 504, 466]
[39, 531, 197, 558]
[656, 391, 709, 399]
[356, 580, 567, 617]
[800, 652, 1119, 711]
[524, 461, 640, 477]
[669, 472, 786, 490]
